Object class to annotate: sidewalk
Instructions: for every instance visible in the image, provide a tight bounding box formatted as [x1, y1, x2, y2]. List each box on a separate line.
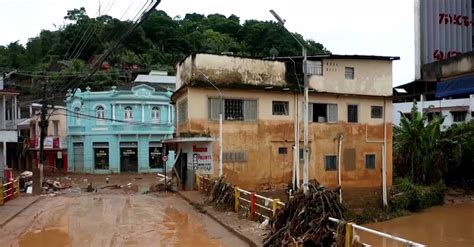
[0, 195, 41, 227]
[177, 190, 267, 247]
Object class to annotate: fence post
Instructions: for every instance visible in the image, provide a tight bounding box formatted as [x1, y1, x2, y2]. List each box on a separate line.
[234, 187, 240, 212]
[196, 175, 200, 191]
[250, 192, 256, 220]
[272, 199, 281, 216]
[345, 223, 353, 247]
[15, 178, 20, 198]
[0, 183, 3, 206]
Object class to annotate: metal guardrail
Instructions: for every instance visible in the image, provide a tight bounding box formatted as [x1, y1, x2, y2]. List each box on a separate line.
[195, 175, 425, 247]
[1, 177, 21, 205]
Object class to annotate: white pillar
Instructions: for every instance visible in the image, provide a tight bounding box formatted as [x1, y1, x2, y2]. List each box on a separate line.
[3, 141, 6, 168]
[112, 104, 115, 121]
[168, 105, 171, 123]
[141, 104, 145, 123]
[13, 96, 17, 124]
[2, 95, 5, 129]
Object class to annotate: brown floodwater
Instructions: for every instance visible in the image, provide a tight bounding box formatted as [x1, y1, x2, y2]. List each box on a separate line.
[358, 202, 474, 247]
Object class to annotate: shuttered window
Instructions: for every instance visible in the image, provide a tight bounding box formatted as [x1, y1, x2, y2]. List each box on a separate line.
[208, 98, 221, 120]
[327, 104, 338, 122]
[178, 98, 188, 124]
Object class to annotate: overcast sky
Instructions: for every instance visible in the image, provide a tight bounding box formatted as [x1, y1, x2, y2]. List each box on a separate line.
[0, 0, 415, 86]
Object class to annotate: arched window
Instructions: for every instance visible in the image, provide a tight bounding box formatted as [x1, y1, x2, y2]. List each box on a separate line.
[74, 107, 81, 125]
[124, 106, 133, 120]
[96, 106, 105, 119]
[152, 106, 160, 122]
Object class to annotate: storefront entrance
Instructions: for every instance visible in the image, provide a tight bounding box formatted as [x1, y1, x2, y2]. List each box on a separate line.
[120, 142, 138, 172]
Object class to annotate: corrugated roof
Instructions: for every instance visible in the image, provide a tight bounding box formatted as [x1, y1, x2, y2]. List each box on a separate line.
[134, 75, 176, 84]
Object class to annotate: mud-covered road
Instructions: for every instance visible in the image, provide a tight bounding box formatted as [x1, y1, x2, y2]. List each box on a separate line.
[0, 175, 249, 247]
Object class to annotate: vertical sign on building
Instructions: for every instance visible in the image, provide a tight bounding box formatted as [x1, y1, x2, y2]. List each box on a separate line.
[415, 0, 473, 79]
[192, 145, 213, 175]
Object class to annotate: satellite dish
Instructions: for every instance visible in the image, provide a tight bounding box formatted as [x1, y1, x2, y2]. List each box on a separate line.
[270, 48, 279, 59]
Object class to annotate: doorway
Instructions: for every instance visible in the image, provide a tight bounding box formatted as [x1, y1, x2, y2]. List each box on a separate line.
[120, 142, 138, 172]
[73, 143, 84, 172]
[176, 152, 187, 190]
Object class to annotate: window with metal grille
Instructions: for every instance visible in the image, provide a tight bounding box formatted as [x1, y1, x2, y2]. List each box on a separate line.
[307, 60, 323, 75]
[178, 98, 188, 124]
[309, 103, 338, 122]
[348, 105, 358, 123]
[452, 111, 466, 122]
[215, 98, 257, 121]
[371, 106, 383, 119]
[278, 147, 288, 155]
[124, 106, 133, 120]
[325, 155, 337, 171]
[365, 154, 376, 169]
[223, 151, 247, 162]
[272, 101, 289, 116]
[345, 67, 354, 79]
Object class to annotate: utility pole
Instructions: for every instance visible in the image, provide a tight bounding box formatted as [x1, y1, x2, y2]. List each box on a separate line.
[39, 82, 48, 191]
[270, 10, 310, 193]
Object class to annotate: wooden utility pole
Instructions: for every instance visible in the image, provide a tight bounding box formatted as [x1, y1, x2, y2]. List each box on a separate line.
[32, 82, 48, 194]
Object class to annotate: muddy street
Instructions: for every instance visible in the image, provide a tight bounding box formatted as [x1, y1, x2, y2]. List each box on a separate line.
[0, 175, 249, 247]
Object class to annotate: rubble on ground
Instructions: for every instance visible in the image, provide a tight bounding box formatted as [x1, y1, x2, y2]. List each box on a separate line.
[209, 177, 234, 211]
[263, 182, 347, 247]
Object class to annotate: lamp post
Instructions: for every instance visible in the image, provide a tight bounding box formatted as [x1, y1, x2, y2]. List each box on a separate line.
[270, 10, 309, 193]
[199, 72, 223, 177]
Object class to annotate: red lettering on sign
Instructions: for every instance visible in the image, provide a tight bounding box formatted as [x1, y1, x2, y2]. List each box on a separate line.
[192, 145, 208, 152]
[433, 50, 462, 61]
[439, 13, 472, 26]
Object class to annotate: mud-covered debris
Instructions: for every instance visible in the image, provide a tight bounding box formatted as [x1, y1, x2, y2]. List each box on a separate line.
[263, 182, 347, 247]
[209, 177, 234, 211]
[86, 183, 96, 192]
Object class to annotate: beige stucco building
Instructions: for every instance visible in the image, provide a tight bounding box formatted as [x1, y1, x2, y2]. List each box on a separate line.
[171, 53, 398, 207]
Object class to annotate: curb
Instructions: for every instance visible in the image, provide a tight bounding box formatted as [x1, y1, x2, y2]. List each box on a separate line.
[176, 191, 259, 247]
[0, 196, 43, 228]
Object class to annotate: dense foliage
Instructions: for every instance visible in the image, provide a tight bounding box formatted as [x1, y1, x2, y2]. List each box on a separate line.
[0, 8, 329, 74]
[394, 102, 474, 186]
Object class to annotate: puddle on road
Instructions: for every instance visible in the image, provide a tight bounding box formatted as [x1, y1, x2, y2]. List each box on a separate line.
[162, 207, 221, 247]
[19, 227, 70, 247]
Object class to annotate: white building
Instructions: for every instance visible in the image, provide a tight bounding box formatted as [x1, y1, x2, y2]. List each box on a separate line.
[0, 82, 19, 180]
[393, 95, 474, 130]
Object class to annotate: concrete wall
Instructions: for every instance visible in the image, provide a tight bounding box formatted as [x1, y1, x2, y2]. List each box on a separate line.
[176, 87, 393, 193]
[177, 54, 287, 88]
[309, 59, 393, 96]
[422, 51, 474, 80]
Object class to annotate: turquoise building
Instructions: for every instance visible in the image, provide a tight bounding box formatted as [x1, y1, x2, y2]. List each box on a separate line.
[65, 84, 175, 173]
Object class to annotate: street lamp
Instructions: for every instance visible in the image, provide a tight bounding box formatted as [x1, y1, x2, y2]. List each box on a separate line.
[199, 72, 223, 177]
[270, 9, 310, 194]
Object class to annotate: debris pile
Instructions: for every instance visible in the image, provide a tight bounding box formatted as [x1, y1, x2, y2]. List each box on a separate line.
[209, 177, 234, 211]
[43, 179, 71, 192]
[147, 173, 174, 192]
[263, 183, 347, 247]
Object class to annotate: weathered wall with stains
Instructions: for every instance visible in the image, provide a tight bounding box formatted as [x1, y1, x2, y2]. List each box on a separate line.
[422, 51, 474, 80]
[176, 54, 288, 88]
[309, 59, 393, 96]
[175, 87, 393, 195]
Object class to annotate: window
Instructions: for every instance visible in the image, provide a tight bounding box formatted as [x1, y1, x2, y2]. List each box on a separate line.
[310, 103, 338, 122]
[223, 151, 247, 162]
[325, 155, 337, 171]
[124, 106, 133, 120]
[348, 105, 358, 123]
[278, 147, 288, 155]
[365, 154, 376, 169]
[345, 67, 354, 79]
[152, 106, 160, 122]
[53, 120, 59, 136]
[452, 111, 466, 122]
[209, 98, 257, 121]
[74, 107, 81, 125]
[93, 142, 109, 169]
[307, 60, 323, 75]
[371, 106, 383, 119]
[273, 101, 289, 116]
[96, 106, 105, 119]
[178, 99, 188, 124]
[299, 148, 310, 161]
